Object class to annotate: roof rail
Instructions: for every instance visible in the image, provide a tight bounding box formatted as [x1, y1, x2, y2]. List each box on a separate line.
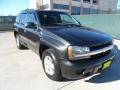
[25, 9, 34, 12]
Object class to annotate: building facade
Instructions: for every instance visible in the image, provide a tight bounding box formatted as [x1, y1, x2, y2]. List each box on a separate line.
[30, 0, 118, 15]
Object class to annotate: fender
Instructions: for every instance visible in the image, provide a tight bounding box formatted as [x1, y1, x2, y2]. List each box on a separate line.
[40, 30, 70, 59]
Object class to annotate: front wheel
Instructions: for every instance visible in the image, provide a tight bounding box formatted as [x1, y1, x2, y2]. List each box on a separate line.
[42, 49, 62, 81]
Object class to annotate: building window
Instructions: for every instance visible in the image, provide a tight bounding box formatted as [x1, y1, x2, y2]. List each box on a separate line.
[83, 0, 90, 3]
[53, 3, 69, 10]
[71, 6, 80, 15]
[72, 0, 81, 2]
[93, 0, 98, 4]
[99, 10, 108, 14]
[82, 8, 90, 15]
[40, 4, 49, 9]
[92, 9, 98, 14]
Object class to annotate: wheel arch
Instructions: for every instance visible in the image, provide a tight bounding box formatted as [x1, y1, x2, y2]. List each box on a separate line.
[39, 43, 60, 60]
[39, 44, 50, 59]
[14, 31, 17, 38]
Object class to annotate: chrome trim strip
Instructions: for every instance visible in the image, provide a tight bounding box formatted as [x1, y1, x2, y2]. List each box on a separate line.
[75, 45, 113, 57]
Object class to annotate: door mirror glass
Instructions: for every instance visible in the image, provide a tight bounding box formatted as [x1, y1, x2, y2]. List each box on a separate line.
[25, 22, 37, 29]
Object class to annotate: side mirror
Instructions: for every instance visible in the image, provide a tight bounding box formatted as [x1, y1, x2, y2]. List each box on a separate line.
[25, 22, 37, 29]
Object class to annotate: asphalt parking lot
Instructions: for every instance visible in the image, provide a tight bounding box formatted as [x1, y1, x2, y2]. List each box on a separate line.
[0, 31, 120, 90]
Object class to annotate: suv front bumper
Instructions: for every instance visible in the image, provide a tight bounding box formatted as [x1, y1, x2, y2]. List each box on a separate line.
[59, 47, 117, 79]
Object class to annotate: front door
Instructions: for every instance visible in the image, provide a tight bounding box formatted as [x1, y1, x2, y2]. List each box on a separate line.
[24, 12, 41, 53]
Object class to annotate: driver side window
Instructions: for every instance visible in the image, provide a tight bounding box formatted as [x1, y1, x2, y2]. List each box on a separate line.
[25, 13, 36, 24]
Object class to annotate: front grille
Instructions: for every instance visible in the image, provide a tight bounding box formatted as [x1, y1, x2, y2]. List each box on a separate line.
[90, 42, 112, 51]
[89, 42, 112, 59]
[72, 42, 113, 61]
[90, 50, 111, 59]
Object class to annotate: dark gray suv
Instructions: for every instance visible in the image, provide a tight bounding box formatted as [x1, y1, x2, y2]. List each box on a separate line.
[14, 9, 117, 81]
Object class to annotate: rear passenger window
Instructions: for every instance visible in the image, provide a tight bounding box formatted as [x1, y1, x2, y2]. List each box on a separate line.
[16, 13, 27, 25]
[16, 12, 36, 25]
[16, 14, 20, 23]
[20, 13, 27, 24]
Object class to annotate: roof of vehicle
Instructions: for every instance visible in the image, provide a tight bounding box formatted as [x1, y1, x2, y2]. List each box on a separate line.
[20, 9, 67, 14]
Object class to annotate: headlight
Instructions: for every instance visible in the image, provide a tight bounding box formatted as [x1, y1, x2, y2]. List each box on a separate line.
[68, 46, 90, 60]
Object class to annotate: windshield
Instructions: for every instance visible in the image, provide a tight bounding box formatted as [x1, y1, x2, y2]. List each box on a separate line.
[37, 11, 80, 27]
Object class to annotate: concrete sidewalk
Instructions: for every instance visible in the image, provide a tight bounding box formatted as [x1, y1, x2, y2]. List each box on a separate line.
[0, 32, 120, 90]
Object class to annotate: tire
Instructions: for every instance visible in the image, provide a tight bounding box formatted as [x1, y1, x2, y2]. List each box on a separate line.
[15, 34, 27, 49]
[42, 49, 62, 81]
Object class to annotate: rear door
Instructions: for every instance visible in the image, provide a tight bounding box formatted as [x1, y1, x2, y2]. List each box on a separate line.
[15, 13, 29, 46]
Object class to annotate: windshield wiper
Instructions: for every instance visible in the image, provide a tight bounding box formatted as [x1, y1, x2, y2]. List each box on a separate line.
[64, 23, 81, 27]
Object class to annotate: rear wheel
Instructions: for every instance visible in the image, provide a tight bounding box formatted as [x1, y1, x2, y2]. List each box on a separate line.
[15, 34, 27, 49]
[42, 49, 62, 81]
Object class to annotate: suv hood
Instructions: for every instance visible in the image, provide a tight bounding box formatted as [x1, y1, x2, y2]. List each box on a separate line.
[45, 26, 112, 47]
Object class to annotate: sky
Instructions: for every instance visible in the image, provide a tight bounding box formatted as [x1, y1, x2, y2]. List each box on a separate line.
[118, 0, 120, 9]
[0, 0, 120, 16]
[0, 0, 29, 16]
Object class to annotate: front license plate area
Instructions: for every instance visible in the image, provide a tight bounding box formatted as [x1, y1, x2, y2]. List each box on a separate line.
[102, 56, 114, 70]
[102, 60, 112, 70]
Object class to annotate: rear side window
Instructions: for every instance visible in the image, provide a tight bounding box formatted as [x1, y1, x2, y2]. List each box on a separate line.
[16, 12, 36, 25]
[20, 13, 27, 24]
[16, 14, 21, 23]
[16, 13, 27, 24]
